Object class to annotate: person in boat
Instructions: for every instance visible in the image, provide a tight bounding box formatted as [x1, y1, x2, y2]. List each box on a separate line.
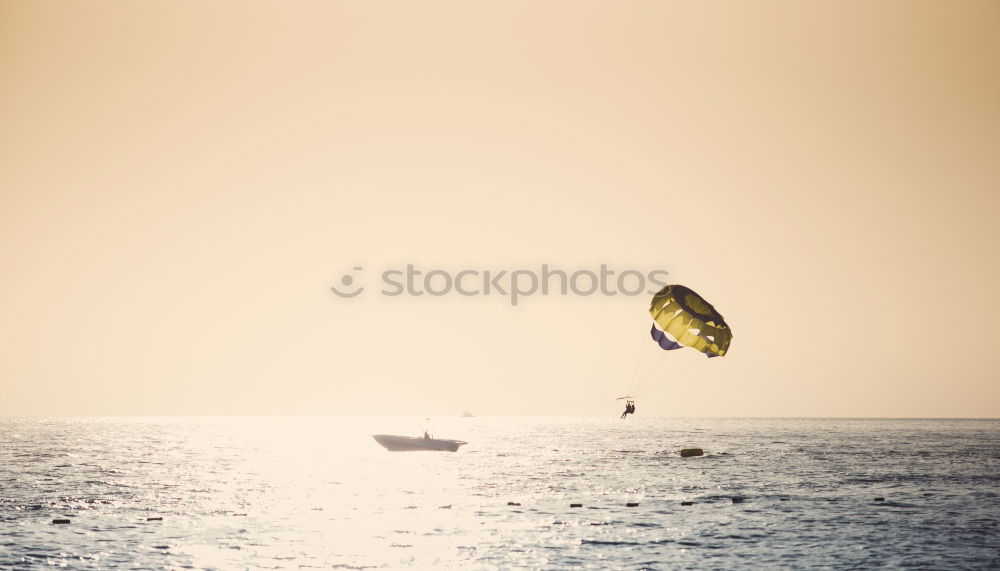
[423, 431, 430, 439]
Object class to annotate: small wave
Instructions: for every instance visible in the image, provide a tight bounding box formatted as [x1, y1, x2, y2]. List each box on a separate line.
[872, 501, 921, 508]
[581, 539, 641, 546]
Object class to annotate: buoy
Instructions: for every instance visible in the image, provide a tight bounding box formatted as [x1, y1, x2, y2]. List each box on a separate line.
[52, 519, 70, 524]
[570, 503, 583, 508]
[146, 517, 163, 521]
[680, 501, 694, 506]
[507, 501, 521, 506]
[626, 502, 639, 507]
[680, 448, 704, 457]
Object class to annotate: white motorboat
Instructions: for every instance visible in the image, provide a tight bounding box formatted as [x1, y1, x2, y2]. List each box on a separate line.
[372, 433, 467, 452]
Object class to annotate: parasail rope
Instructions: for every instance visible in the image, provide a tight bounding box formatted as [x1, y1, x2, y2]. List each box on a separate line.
[625, 341, 664, 397]
[631, 355, 705, 397]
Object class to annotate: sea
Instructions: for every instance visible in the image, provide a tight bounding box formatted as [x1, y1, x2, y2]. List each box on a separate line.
[1, 417, 998, 569]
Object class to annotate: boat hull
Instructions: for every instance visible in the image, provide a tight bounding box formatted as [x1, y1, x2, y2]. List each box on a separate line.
[372, 434, 467, 452]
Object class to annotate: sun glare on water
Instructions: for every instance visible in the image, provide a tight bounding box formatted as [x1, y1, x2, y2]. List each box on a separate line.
[160, 417, 481, 568]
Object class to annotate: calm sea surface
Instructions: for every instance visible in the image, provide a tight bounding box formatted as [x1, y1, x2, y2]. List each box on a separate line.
[1, 417, 998, 569]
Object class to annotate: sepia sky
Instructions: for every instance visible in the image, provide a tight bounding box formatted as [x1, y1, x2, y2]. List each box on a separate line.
[2, 1, 998, 417]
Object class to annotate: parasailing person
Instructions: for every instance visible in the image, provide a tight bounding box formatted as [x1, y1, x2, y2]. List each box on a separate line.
[620, 284, 733, 417]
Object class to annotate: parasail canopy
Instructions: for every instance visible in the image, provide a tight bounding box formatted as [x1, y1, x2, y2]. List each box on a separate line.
[649, 284, 732, 358]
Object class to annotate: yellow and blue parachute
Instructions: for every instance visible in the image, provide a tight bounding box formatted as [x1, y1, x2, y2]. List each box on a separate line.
[649, 285, 732, 358]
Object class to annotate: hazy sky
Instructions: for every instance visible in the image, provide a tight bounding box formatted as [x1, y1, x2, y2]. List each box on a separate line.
[2, 1, 998, 417]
